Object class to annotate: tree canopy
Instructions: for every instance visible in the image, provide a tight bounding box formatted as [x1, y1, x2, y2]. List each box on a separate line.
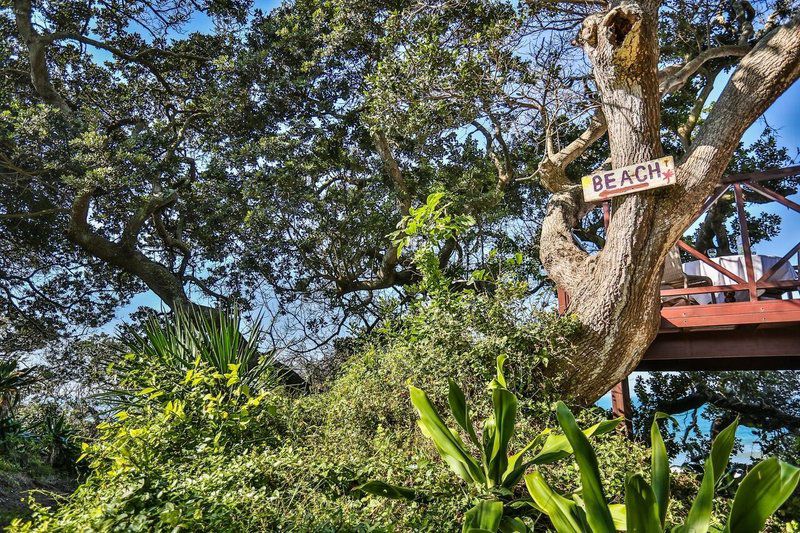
[2, 0, 799, 394]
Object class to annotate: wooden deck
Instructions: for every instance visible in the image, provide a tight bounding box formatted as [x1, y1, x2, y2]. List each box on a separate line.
[555, 165, 800, 426]
[639, 165, 800, 371]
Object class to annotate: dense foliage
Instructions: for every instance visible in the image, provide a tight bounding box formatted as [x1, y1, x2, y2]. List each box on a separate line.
[2, 0, 800, 529]
[11, 294, 798, 530]
[7, 273, 663, 531]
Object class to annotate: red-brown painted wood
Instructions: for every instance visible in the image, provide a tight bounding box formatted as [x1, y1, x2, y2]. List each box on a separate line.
[641, 326, 800, 371]
[660, 279, 799, 296]
[723, 165, 800, 184]
[611, 379, 633, 435]
[676, 240, 747, 284]
[757, 241, 800, 283]
[660, 300, 800, 328]
[746, 182, 800, 213]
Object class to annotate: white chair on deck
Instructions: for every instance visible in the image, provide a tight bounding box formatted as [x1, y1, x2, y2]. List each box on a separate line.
[661, 247, 716, 306]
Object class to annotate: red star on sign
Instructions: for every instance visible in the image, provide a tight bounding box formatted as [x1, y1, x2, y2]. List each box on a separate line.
[663, 169, 674, 183]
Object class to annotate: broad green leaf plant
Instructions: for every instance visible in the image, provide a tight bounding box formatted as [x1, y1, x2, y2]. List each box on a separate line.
[358, 355, 621, 532]
[526, 407, 800, 532]
[360, 355, 800, 532]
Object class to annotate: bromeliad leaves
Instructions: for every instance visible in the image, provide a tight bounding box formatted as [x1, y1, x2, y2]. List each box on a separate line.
[358, 356, 621, 532]
[526, 411, 800, 533]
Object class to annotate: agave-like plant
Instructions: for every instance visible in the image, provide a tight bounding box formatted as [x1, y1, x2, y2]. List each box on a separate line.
[525, 404, 800, 532]
[0, 359, 36, 421]
[35, 407, 79, 466]
[121, 305, 278, 393]
[358, 356, 621, 532]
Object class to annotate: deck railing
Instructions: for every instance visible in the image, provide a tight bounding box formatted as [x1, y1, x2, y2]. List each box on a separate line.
[659, 165, 800, 305]
[556, 165, 800, 328]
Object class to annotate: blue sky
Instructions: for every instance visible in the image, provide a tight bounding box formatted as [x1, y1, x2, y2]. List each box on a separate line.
[726, 76, 800, 258]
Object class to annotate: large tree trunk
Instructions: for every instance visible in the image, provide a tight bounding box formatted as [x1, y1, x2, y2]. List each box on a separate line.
[539, 9, 800, 403]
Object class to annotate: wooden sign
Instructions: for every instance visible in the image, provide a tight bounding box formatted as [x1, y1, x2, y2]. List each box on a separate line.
[581, 156, 675, 202]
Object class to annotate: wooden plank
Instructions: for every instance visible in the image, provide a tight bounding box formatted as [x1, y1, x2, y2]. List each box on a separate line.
[582, 156, 675, 202]
[744, 182, 800, 213]
[694, 184, 730, 221]
[757, 241, 800, 283]
[722, 164, 800, 184]
[676, 240, 746, 284]
[641, 326, 800, 371]
[733, 184, 758, 301]
[610, 379, 633, 436]
[661, 299, 800, 317]
[660, 279, 800, 296]
[557, 287, 569, 314]
[661, 300, 800, 328]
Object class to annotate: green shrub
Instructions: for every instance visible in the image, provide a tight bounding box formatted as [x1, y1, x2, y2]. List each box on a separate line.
[9, 309, 286, 532]
[358, 355, 622, 532]
[10, 278, 644, 531]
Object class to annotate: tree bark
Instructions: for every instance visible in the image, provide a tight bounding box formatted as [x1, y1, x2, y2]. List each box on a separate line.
[66, 189, 190, 308]
[539, 10, 800, 403]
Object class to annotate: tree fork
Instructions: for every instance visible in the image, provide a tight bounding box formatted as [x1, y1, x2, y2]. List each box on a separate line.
[540, 9, 800, 403]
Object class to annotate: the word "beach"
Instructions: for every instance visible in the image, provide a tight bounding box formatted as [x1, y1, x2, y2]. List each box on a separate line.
[581, 156, 675, 202]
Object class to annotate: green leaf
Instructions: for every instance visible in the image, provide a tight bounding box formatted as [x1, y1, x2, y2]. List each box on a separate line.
[355, 480, 419, 501]
[709, 419, 737, 485]
[409, 385, 485, 485]
[609, 504, 627, 531]
[625, 474, 662, 532]
[448, 379, 479, 447]
[530, 418, 621, 465]
[651, 412, 671, 527]
[463, 500, 503, 533]
[426, 192, 445, 210]
[499, 516, 529, 533]
[555, 402, 615, 533]
[681, 458, 715, 533]
[723, 458, 800, 533]
[502, 431, 549, 488]
[487, 386, 517, 485]
[524, 471, 583, 533]
[492, 355, 508, 389]
[681, 418, 739, 533]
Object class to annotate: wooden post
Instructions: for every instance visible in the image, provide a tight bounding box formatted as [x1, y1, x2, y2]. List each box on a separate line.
[611, 377, 633, 436]
[557, 287, 569, 314]
[733, 184, 758, 302]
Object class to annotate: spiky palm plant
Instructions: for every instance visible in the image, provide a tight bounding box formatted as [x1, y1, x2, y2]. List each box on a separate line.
[120, 306, 279, 394]
[0, 360, 36, 421]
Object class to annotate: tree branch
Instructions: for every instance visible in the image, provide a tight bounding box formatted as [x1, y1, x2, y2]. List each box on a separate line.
[676, 68, 718, 150]
[656, 388, 800, 432]
[658, 44, 752, 96]
[12, 0, 72, 114]
[533, 111, 606, 193]
[372, 130, 411, 215]
[0, 208, 67, 220]
[539, 185, 590, 292]
[66, 189, 188, 306]
[472, 119, 514, 190]
[43, 32, 178, 95]
[120, 191, 177, 250]
[670, 16, 800, 228]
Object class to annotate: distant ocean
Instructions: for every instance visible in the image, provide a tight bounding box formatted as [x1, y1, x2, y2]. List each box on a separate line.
[596, 372, 761, 465]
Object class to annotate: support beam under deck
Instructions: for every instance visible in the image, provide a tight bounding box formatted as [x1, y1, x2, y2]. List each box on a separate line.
[640, 325, 800, 371]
